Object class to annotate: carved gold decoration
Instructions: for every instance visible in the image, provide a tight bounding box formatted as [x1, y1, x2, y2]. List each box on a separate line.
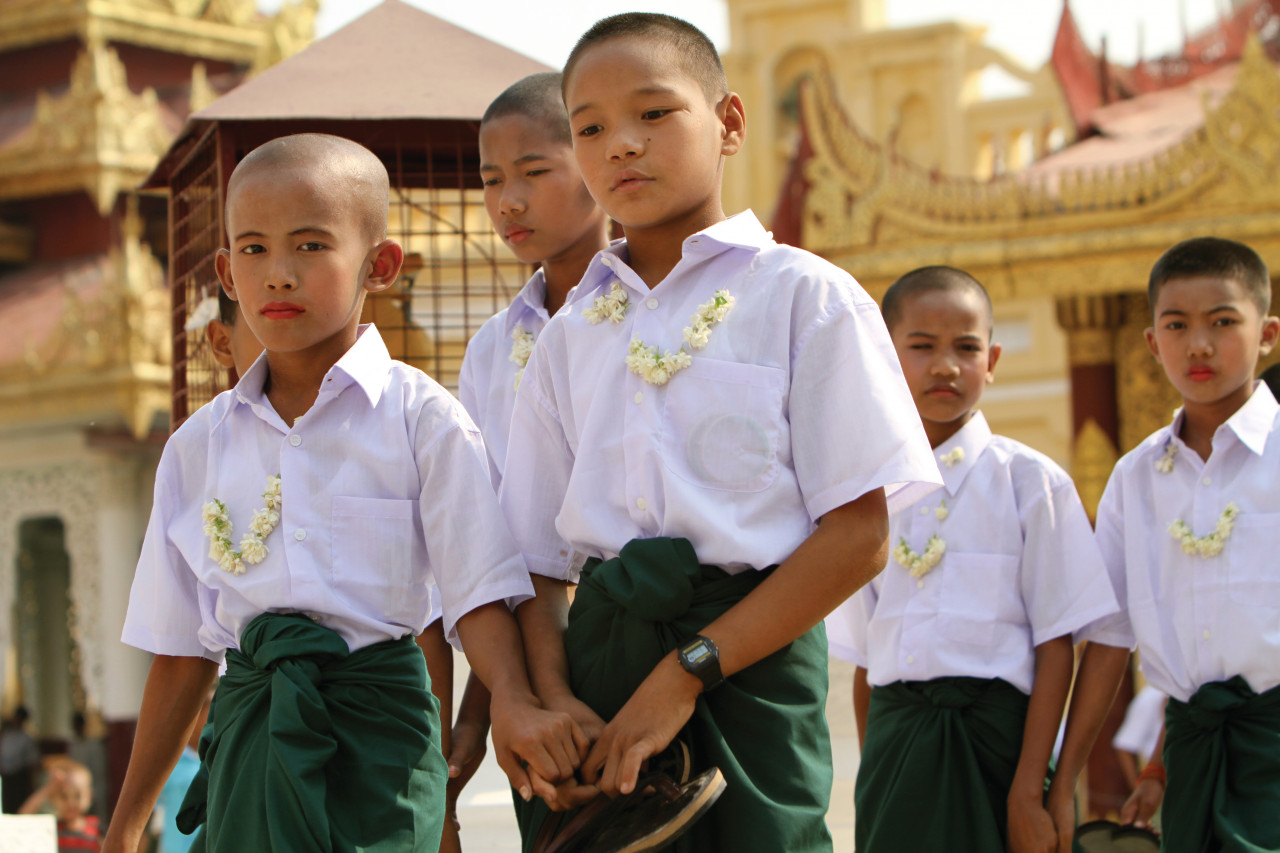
[1117, 293, 1184, 453]
[251, 0, 318, 73]
[189, 61, 216, 113]
[0, 39, 171, 214]
[1056, 295, 1126, 367]
[1072, 418, 1119, 522]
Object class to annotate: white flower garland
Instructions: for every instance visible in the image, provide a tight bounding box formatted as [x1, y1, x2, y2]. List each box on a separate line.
[940, 447, 965, 468]
[509, 326, 534, 391]
[1169, 503, 1239, 558]
[934, 499, 949, 521]
[582, 281, 630, 325]
[893, 534, 946, 579]
[625, 290, 735, 386]
[202, 475, 282, 575]
[1155, 441, 1178, 474]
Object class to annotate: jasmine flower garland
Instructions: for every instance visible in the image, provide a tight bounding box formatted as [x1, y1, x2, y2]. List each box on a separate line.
[202, 475, 282, 575]
[1155, 440, 1178, 474]
[1169, 503, 1239, 557]
[940, 447, 965, 468]
[509, 326, 534, 391]
[582, 281, 630, 325]
[625, 290, 735, 386]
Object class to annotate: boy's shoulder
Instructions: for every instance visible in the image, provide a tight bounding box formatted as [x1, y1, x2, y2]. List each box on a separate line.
[983, 432, 1077, 494]
[1113, 422, 1177, 476]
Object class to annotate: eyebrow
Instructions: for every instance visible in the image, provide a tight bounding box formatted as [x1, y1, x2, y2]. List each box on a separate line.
[569, 85, 682, 119]
[233, 227, 335, 241]
[1158, 304, 1241, 317]
[479, 153, 550, 172]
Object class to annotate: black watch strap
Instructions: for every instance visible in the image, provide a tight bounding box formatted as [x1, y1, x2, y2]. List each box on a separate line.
[677, 634, 724, 691]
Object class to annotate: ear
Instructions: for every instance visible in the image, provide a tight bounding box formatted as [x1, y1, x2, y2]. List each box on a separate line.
[718, 92, 746, 158]
[364, 239, 404, 294]
[1144, 326, 1161, 361]
[214, 249, 237, 301]
[206, 320, 236, 370]
[1259, 314, 1280, 357]
[985, 342, 1002, 383]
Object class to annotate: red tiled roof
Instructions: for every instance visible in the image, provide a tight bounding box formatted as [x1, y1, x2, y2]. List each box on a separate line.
[0, 254, 110, 367]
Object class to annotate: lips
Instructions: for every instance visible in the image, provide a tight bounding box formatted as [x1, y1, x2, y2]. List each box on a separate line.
[262, 302, 304, 320]
[925, 385, 960, 398]
[1188, 366, 1216, 382]
[504, 225, 533, 245]
[611, 170, 653, 192]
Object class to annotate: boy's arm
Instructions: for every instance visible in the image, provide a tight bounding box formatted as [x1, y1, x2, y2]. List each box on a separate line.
[1045, 642, 1130, 849]
[1119, 725, 1166, 829]
[1006, 634, 1073, 853]
[446, 671, 491, 823]
[452, 602, 589, 803]
[102, 655, 218, 853]
[582, 489, 889, 796]
[853, 666, 871, 748]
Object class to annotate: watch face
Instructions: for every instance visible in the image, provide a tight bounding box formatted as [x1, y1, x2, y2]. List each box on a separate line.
[683, 640, 714, 667]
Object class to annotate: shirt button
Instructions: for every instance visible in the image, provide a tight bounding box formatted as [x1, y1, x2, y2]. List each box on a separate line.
[646, 298, 659, 309]
[1202, 629, 1211, 640]
[1202, 476, 1212, 486]
[636, 497, 647, 511]
[289, 434, 302, 447]
[906, 654, 916, 664]
[920, 506, 929, 516]
[634, 391, 644, 404]
[294, 529, 307, 541]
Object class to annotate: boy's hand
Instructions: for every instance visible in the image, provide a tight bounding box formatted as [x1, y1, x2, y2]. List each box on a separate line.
[1007, 789, 1058, 853]
[489, 693, 589, 803]
[445, 715, 488, 830]
[582, 654, 701, 797]
[1045, 783, 1076, 853]
[1119, 777, 1164, 831]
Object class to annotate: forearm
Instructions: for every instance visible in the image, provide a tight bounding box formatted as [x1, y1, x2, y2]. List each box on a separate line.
[415, 622, 455, 757]
[1049, 642, 1130, 794]
[515, 575, 576, 703]
[853, 666, 872, 747]
[704, 490, 888, 678]
[454, 602, 538, 704]
[455, 671, 492, 732]
[1012, 635, 1074, 798]
[104, 655, 218, 851]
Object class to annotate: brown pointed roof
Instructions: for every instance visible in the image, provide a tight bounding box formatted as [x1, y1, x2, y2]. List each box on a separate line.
[194, 0, 551, 121]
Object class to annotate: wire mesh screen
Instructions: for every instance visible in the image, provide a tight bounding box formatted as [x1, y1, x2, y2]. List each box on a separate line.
[169, 124, 228, 428]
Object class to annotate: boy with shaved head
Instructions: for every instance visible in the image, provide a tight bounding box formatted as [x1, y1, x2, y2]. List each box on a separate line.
[105, 134, 587, 853]
[826, 266, 1117, 853]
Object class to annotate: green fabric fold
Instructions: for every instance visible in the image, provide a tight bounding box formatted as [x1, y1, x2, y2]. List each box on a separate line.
[177, 612, 446, 853]
[1162, 676, 1280, 853]
[521, 536, 833, 853]
[854, 677, 1029, 853]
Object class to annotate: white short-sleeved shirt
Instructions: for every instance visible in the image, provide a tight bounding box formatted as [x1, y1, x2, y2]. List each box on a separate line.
[122, 325, 534, 661]
[458, 270, 552, 490]
[498, 211, 941, 580]
[1081, 384, 1280, 703]
[826, 413, 1118, 695]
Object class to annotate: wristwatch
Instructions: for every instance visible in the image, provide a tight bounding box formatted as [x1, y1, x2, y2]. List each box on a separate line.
[677, 634, 725, 691]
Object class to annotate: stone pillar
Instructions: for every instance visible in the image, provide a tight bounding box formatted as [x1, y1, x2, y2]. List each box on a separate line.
[1055, 293, 1132, 819]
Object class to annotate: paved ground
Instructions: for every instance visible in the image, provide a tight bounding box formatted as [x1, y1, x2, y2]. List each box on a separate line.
[452, 658, 860, 851]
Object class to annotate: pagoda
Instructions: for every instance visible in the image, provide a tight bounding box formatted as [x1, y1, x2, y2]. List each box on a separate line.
[0, 0, 314, 812]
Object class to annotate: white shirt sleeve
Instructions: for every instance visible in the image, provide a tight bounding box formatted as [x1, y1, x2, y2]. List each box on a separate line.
[826, 581, 878, 667]
[121, 442, 223, 662]
[1079, 471, 1136, 649]
[499, 331, 576, 580]
[789, 297, 940, 520]
[414, 413, 534, 645]
[1018, 475, 1120, 647]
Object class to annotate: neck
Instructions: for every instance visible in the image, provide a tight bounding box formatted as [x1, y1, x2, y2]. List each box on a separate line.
[924, 411, 973, 449]
[541, 224, 608, 316]
[262, 328, 357, 426]
[1178, 381, 1254, 462]
[624, 202, 726, 289]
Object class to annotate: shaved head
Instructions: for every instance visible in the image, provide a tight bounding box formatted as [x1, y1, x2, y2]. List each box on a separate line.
[882, 266, 994, 334]
[227, 133, 390, 243]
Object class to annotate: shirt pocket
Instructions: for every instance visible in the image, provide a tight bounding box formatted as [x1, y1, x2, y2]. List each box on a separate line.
[331, 496, 417, 610]
[660, 358, 785, 493]
[937, 551, 1021, 647]
[1226, 512, 1280, 607]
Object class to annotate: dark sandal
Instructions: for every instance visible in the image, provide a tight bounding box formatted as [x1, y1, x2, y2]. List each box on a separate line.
[532, 742, 724, 853]
[1076, 819, 1160, 853]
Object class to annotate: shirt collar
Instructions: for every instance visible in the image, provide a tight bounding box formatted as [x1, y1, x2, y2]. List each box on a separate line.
[227, 324, 390, 426]
[570, 210, 772, 304]
[503, 268, 549, 337]
[1166, 381, 1278, 458]
[933, 411, 992, 497]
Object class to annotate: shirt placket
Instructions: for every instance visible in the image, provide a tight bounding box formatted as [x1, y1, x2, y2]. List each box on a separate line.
[899, 507, 940, 677]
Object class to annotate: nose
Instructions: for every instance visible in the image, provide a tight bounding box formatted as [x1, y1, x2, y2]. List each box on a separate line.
[1188, 330, 1214, 358]
[266, 255, 296, 291]
[930, 352, 960, 377]
[499, 182, 526, 216]
[605, 124, 643, 161]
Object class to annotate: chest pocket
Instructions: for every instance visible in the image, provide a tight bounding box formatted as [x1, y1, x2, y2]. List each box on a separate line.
[660, 359, 786, 493]
[1226, 512, 1280, 607]
[331, 496, 417, 610]
[937, 551, 1022, 646]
